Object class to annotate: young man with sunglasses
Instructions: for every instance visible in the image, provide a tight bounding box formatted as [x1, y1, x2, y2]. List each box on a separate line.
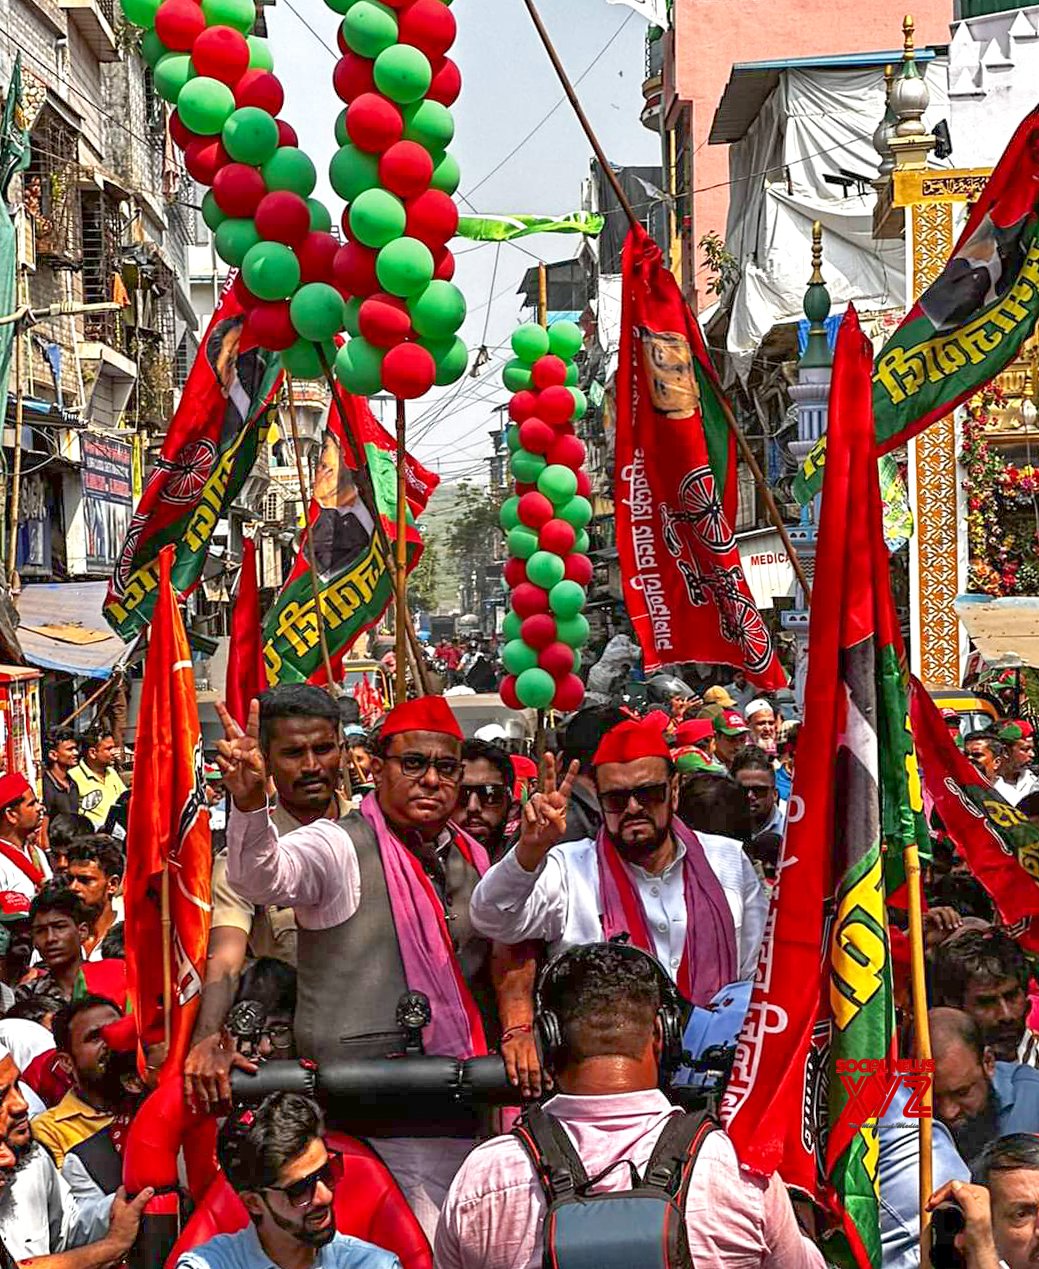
[457, 741, 513, 862]
[176, 1093, 400, 1269]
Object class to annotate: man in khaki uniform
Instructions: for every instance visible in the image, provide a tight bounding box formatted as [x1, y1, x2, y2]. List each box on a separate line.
[184, 686, 348, 1111]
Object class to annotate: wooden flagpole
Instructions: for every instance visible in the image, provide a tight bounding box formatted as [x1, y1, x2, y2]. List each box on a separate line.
[394, 398, 409, 704]
[160, 870, 172, 1049]
[519, 0, 811, 605]
[905, 841, 934, 1262]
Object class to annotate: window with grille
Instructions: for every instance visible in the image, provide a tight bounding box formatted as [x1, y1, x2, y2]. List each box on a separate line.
[81, 188, 123, 346]
[23, 109, 82, 268]
[264, 491, 280, 522]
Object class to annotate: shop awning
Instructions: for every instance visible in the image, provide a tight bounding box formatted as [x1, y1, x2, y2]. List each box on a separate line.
[954, 594, 1039, 668]
[15, 582, 133, 679]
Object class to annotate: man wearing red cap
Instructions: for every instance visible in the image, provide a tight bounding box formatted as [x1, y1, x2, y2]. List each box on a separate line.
[0, 772, 50, 902]
[469, 716, 767, 1004]
[994, 720, 1039, 806]
[219, 693, 514, 1239]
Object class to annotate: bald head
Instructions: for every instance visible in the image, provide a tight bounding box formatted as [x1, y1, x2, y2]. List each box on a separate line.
[929, 1007, 985, 1059]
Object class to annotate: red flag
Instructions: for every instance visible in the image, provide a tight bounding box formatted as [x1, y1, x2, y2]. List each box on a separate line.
[124, 545, 212, 1080]
[615, 224, 784, 686]
[225, 538, 268, 729]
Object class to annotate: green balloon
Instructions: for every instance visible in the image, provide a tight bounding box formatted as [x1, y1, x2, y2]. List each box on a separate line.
[502, 610, 522, 642]
[569, 387, 588, 420]
[572, 648, 582, 673]
[201, 190, 226, 232]
[349, 188, 406, 249]
[558, 495, 592, 530]
[526, 550, 565, 590]
[334, 108, 350, 147]
[564, 362, 578, 386]
[344, 296, 363, 338]
[140, 29, 168, 67]
[408, 280, 465, 338]
[290, 283, 345, 342]
[342, 1, 398, 58]
[503, 639, 539, 676]
[507, 526, 539, 560]
[213, 217, 260, 267]
[426, 335, 467, 386]
[246, 35, 273, 68]
[556, 613, 589, 649]
[574, 528, 590, 554]
[511, 324, 550, 364]
[373, 44, 432, 104]
[502, 359, 532, 393]
[511, 450, 546, 484]
[499, 496, 520, 531]
[325, 0, 360, 12]
[429, 151, 460, 195]
[506, 425, 520, 453]
[537, 464, 579, 506]
[121, 0, 160, 27]
[516, 667, 556, 710]
[402, 99, 454, 153]
[307, 199, 332, 233]
[222, 106, 279, 164]
[334, 336, 384, 396]
[329, 143, 380, 204]
[549, 580, 586, 619]
[375, 237, 434, 297]
[548, 320, 583, 360]
[153, 52, 195, 103]
[201, 0, 255, 34]
[242, 241, 301, 301]
[262, 148, 317, 196]
[178, 77, 235, 136]
[281, 338, 337, 380]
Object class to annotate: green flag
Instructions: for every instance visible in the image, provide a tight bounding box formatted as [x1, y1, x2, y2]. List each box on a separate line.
[0, 55, 31, 446]
[456, 211, 604, 242]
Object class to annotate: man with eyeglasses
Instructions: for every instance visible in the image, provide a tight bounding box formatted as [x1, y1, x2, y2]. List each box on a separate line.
[176, 1093, 401, 1269]
[470, 716, 767, 1002]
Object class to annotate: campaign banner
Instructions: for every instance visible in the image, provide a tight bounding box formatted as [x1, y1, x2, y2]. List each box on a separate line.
[82, 432, 133, 573]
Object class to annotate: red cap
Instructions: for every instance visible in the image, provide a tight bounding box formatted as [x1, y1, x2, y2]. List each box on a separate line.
[0, 773, 31, 808]
[0, 890, 30, 921]
[674, 718, 714, 747]
[510, 755, 537, 780]
[381, 694, 463, 741]
[100, 1013, 138, 1054]
[643, 709, 671, 732]
[714, 709, 749, 737]
[592, 718, 672, 766]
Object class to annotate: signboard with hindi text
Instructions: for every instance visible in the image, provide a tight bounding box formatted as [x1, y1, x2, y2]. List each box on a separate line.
[81, 432, 133, 574]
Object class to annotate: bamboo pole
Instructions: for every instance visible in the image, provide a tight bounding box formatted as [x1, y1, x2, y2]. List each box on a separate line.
[905, 842, 934, 1265]
[6, 275, 25, 584]
[394, 398, 408, 704]
[519, 0, 812, 605]
[285, 377, 337, 690]
[161, 869, 172, 1050]
[56, 675, 116, 729]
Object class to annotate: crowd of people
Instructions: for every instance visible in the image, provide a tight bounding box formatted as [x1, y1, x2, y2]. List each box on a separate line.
[0, 676, 1034, 1266]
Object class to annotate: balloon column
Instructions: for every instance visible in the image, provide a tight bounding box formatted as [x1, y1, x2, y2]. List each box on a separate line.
[327, 0, 468, 400]
[498, 321, 592, 713]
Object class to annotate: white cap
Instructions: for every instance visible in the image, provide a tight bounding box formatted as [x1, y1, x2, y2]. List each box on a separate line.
[474, 723, 508, 742]
[745, 698, 773, 719]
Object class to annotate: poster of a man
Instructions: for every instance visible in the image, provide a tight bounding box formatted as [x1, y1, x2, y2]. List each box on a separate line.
[310, 429, 377, 579]
[206, 315, 267, 450]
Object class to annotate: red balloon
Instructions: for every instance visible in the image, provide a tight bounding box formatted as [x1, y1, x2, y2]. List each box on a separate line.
[511, 583, 549, 619]
[275, 119, 299, 148]
[503, 557, 527, 588]
[234, 68, 285, 114]
[517, 491, 554, 529]
[432, 247, 455, 281]
[254, 191, 311, 246]
[398, 0, 457, 58]
[382, 342, 436, 399]
[499, 675, 521, 711]
[212, 162, 266, 218]
[231, 272, 259, 309]
[427, 56, 461, 107]
[521, 613, 557, 651]
[531, 355, 568, 390]
[154, 0, 205, 51]
[334, 241, 379, 296]
[575, 470, 592, 499]
[184, 137, 229, 186]
[515, 481, 536, 496]
[168, 110, 197, 150]
[518, 418, 554, 455]
[564, 553, 593, 587]
[508, 390, 539, 423]
[547, 433, 586, 470]
[539, 642, 574, 679]
[404, 189, 458, 248]
[193, 25, 250, 84]
[379, 141, 433, 199]
[538, 385, 575, 426]
[539, 519, 576, 556]
[333, 52, 375, 103]
[297, 231, 340, 284]
[346, 93, 403, 154]
[358, 292, 412, 348]
[245, 300, 297, 351]
[553, 674, 585, 712]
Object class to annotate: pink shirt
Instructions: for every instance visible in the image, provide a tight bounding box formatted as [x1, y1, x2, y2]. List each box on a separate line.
[434, 1090, 825, 1269]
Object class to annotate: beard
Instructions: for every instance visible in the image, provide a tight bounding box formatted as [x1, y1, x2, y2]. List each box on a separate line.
[950, 1087, 1001, 1168]
[267, 1200, 336, 1248]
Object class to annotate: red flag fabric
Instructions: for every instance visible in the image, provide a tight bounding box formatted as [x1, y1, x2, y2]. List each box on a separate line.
[909, 675, 1039, 950]
[615, 224, 784, 686]
[124, 545, 212, 1080]
[225, 538, 268, 729]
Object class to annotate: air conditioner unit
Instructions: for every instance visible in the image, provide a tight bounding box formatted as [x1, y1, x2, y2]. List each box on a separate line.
[15, 208, 36, 273]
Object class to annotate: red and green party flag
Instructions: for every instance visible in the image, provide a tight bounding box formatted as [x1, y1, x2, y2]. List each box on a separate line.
[262, 387, 438, 687]
[794, 103, 1039, 504]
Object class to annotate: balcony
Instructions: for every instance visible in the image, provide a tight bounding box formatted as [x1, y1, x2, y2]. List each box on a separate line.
[59, 0, 120, 62]
[641, 32, 664, 132]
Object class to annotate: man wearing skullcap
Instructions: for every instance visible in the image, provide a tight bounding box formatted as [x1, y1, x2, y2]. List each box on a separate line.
[0, 773, 50, 902]
[469, 716, 767, 1003]
[993, 720, 1039, 806]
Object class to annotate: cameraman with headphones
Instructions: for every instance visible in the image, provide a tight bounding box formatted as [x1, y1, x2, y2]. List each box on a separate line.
[434, 943, 823, 1269]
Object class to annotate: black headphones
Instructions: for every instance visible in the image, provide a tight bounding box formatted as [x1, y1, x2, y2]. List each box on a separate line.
[533, 940, 687, 1080]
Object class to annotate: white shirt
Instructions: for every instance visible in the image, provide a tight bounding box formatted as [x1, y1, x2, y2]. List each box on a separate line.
[0, 838, 51, 901]
[0, 1144, 83, 1258]
[994, 768, 1039, 806]
[468, 833, 767, 981]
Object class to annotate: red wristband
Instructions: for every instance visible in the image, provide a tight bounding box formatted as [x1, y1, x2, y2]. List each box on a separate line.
[501, 1024, 534, 1043]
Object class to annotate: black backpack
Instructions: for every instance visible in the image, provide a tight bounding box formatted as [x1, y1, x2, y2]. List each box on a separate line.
[513, 1104, 718, 1269]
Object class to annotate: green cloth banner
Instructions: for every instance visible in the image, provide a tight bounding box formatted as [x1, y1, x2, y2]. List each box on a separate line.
[457, 212, 605, 242]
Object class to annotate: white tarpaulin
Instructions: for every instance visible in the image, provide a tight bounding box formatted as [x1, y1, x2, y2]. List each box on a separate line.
[723, 61, 950, 378]
[607, 0, 669, 27]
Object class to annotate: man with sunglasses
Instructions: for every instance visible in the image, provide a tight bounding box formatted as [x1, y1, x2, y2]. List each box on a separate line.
[177, 1093, 400, 1269]
[457, 741, 513, 862]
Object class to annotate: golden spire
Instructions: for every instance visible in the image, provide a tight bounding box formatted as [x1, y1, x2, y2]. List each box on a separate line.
[902, 13, 916, 61]
[809, 221, 824, 286]
[884, 63, 895, 100]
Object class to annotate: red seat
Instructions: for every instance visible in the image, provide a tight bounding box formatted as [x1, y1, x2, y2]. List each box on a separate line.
[166, 1131, 432, 1269]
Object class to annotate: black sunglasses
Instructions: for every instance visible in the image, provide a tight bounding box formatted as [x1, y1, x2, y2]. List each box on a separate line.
[266, 1151, 343, 1207]
[459, 782, 509, 807]
[389, 752, 463, 783]
[599, 783, 670, 815]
